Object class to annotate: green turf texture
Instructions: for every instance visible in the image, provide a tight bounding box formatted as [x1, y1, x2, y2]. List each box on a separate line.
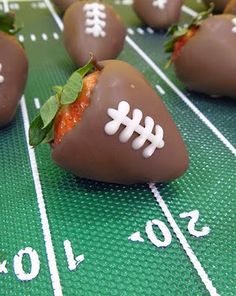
[0, 1, 235, 296]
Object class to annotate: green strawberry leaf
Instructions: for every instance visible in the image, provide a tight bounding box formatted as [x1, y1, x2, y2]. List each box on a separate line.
[29, 56, 99, 148]
[29, 115, 48, 147]
[0, 12, 21, 35]
[40, 95, 59, 128]
[164, 4, 214, 59]
[60, 57, 95, 105]
[60, 71, 83, 105]
[41, 126, 54, 144]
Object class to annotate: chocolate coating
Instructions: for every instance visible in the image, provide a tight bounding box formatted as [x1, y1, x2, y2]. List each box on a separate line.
[52, 60, 188, 184]
[0, 32, 28, 127]
[133, 0, 183, 29]
[174, 15, 236, 99]
[53, 0, 77, 13]
[224, 0, 236, 14]
[203, 0, 229, 12]
[63, 1, 126, 66]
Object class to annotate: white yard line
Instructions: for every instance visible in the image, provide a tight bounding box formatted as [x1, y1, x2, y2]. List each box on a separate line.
[149, 183, 220, 296]
[181, 5, 198, 17]
[20, 96, 63, 296]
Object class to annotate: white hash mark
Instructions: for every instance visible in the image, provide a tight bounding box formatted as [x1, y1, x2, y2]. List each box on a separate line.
[64, 240, 85, 271]
[105, 101, 164, 158]
[83, 3, 106, 38]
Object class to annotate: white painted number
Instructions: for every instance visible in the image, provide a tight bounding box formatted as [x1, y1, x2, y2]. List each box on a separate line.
[145, 219, 172, 248]
[64, 240, 85, 271]
[129, 210, 210, 248]
[0, 260, 8, 274]
[180, 210, 210, 238]
[13, 247, 40, 281]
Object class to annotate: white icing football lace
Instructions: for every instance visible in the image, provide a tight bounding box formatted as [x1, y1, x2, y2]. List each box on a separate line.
[104, 101, 165, 158]
[0, 63, 4, 83]
[153, 0, 168, 10]
[232, 18, 236, 33]
[83, 3, 106, 38]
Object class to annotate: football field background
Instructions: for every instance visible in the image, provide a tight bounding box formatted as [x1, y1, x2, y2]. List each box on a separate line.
[0, 0, 235, 295]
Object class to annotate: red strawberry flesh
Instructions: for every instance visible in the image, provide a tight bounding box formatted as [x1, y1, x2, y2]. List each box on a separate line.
[172, 26, 199, 61]
[54, 71, 99, 145]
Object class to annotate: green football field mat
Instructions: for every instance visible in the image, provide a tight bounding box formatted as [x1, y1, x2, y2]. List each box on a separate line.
[0, 0, 235, 295]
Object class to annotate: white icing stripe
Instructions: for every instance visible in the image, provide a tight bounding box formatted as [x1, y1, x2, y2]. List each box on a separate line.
[232, 18, 236, 33]
[105, 101, 164, 158]
[125, 35, 236, 156]
[0, 63, 4, 84]
[20, 96, 63, 296]
[180, 210, 210, 238]
[83, 3, 106, 38]
[153, 0, 168, 9]
[149, 183, 220, 296]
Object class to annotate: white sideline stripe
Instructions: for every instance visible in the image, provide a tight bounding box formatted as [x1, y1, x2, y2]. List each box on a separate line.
[155, 84, 165, 95]
[149, 183, 220, 296]
[20, 96, 63, 296]
[125, 35, 236, 157]
[34, 98, 41, 109]
[44, 0, 63, 31]
[181, 5, 198, 17]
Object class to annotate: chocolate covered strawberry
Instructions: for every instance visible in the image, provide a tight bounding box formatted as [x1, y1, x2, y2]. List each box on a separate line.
[224, 0, 236, 14]
[165, 8, 236, 99]
[133, 0, 183, 29]
[53, 0, 76, 14]
[29, 57, 188, 184]
[0, 12, 28, 127]
[63, 1, 126, 66]
[203, 0, 229, 12]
